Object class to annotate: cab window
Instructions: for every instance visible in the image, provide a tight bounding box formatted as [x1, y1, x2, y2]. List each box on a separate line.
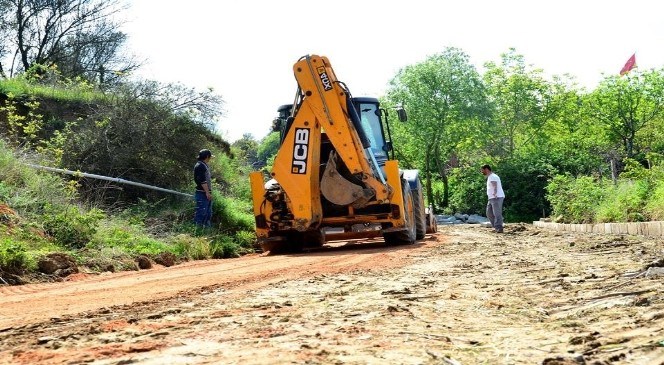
[358, 103, 387, 159]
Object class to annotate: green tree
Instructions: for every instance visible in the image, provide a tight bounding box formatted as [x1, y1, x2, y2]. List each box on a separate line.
[386, 47, 489, 210]
[586, 68, 664, 160]
[514, 75, 609, 176]
[232, 133, 259, 168]
[256, 131, 280, 170]
[483, 49, 556, 158]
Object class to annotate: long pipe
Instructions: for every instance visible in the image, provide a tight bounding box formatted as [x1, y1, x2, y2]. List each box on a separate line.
[26, 164, 193, 198]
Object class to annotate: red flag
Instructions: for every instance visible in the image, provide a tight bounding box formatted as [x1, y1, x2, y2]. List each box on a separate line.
[620, 53, 636, 75]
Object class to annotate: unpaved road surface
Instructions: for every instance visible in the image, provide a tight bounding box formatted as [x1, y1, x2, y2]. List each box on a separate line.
[1, 224, 663, 364]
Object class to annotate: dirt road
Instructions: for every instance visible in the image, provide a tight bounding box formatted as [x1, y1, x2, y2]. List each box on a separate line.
[1, 224, 663, 364]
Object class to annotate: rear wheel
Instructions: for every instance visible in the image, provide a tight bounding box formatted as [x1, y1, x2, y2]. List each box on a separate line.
[384, 180, 416, 245]
[425, 205, 438, 233]
[412, 179, 426, 240]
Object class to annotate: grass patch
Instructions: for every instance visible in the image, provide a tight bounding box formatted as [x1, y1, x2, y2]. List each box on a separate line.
[212, 193, 254, 233]
[0, 74, 106, 103]
[645, 181, 664, 220]
[594, 180, 649, 222]
[89, 219, 173, 256]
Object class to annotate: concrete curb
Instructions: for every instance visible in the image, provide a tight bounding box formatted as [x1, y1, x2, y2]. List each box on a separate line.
[532, 220, 664, 237]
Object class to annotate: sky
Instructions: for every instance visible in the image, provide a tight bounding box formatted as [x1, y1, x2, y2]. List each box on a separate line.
[122, 0, 664, 143]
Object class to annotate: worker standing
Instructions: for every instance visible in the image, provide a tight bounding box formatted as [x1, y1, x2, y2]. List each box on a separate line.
[481, 164, 505, 233]
[193, 149, 214, 227]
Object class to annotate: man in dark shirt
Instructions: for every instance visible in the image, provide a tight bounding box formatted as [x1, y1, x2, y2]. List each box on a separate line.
[193, 149, 214, 227]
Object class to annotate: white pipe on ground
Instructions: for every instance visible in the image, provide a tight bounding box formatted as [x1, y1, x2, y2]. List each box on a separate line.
[25, 164, 193, 198]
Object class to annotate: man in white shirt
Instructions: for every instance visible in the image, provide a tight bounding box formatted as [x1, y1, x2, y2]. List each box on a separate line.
[481, 164, 505, 233]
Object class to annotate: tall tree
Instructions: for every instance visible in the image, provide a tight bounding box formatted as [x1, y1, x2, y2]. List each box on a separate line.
[586, 68, 664, 160]
[512, 74, 609, 176]
[386, 47, 489, 210]
[483, 49, 555, 158]
[0, 0, 138, 84]
[0, 0, 10, 78]
[256, 131, 280, 170]
[232, 133, 260, 168]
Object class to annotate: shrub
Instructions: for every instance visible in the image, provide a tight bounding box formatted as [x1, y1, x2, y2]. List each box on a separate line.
[0, 239, 29, 274]
[212, 193, 254, 232]
[233, 230, 256, 251]
[595, 180, 649, 222]
[210, 236, 241, 259]
[645, 181, 664, 220]
[170, 234, 212, 260]
[42, 205, 104, 248]
[447, 166, 486, 215]
[546, 175, 604, 223]
[91, 222, 170, 256]
[0, 140, 73, 215]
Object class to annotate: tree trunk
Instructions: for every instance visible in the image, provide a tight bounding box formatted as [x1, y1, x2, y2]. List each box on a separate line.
[16, 2, 32, 72]
[433, 144, 449, 208]
[425, 147, 435, 213]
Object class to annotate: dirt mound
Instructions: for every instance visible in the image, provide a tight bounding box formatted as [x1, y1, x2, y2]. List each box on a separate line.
[37, 252, 78, 277]
[153, 252, 176, 267]
[0, 203, 18, 225]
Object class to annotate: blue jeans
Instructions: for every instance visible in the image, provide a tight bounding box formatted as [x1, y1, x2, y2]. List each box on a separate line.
[194, 191, 212, 227]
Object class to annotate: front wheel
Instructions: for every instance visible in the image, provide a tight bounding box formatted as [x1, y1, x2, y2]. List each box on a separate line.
[384, 180, 416, 245]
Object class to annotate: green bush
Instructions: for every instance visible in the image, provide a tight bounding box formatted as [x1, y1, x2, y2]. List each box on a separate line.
[645, 181, 664, 220]
[0, 239, 29, 274]
[497, 158, 556, 222]
[233, 230, 256, 251]
[0, 140, 73, 215]
[170, 234, 213, 260]
[211, 236, 241, 259]
[595, 180, 649, 222]
[546, 175, 604, 223]
[447, 158, 555, 222]
[91, 221, 170, 256]
[42, 205, 104, 248]
[212, 193, 254, 232]
[447, 166, 486, 215]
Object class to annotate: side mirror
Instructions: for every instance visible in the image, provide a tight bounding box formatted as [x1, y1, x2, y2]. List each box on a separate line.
[383, 141, 393, 152]
[396, 106, 407, 122]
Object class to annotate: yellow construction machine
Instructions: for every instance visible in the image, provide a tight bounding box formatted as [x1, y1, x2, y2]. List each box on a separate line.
[249, 54, 436, 252]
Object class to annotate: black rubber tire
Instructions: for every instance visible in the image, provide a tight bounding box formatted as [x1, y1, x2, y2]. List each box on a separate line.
[384, 180, 416, 245]
[426, 211, 438, 233]
[412, 179, 426, 240]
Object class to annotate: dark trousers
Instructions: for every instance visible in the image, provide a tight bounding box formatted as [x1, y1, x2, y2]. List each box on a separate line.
[194, 191, 212, 227]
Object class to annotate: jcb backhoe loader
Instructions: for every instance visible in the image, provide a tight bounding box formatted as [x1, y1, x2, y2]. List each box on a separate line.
[249, 55, 436, 252]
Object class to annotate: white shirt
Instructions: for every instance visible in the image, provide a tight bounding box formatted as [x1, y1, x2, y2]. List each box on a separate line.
[486, 173, 505, 199]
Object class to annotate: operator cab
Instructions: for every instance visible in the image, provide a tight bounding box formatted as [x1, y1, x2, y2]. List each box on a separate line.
[351, 97, 389, 166]
[273, 97, 397, 168]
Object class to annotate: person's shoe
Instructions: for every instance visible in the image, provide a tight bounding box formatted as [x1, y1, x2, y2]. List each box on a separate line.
[494, 228, 503, 233]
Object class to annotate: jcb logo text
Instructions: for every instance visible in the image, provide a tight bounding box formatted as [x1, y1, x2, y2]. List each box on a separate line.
[291, 128, 309, 174]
